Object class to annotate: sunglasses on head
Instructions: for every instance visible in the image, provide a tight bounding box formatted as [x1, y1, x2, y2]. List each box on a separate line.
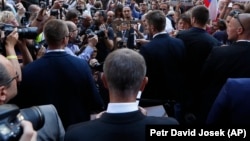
[233, 13, 244, 31]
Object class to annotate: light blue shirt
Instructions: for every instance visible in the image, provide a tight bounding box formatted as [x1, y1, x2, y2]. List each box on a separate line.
[65, 44, 94, 62]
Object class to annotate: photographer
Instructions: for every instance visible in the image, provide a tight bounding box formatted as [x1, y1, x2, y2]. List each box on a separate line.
[92, 10, 114, 63]
[65, 20, 98, 62]
[0, 28, 65, 141]
[0, 50, 37, 141]
[0, 10, 35, 68]
[0, 55, 64, 141]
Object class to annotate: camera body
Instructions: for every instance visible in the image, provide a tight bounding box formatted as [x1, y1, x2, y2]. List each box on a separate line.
[50, 9, 59, 18]
[34, 40, 47, 50]
[85, 29, 105, 38]
[39, 0, 47, 9]
[1, 24, 38, 39]
[90, 7, 102, 18]
[0, 104, 45, 141]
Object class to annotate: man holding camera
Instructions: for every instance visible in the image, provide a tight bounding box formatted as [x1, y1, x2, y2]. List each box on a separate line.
[0, 28, 37, 141]
[65, 20, 98, 62]
[14, 19, 105, 129]
[92, 10, 114, 63]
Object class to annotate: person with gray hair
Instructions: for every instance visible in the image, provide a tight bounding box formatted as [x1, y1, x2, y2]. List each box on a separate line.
[65, 20, 98, 62]
[64, 48, 179, 141]
[13, 19, 105, 129]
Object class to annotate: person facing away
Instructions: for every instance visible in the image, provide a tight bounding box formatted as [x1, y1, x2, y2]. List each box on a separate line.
[12, 19, 105, 129]
[0, 27, 65, 141]
[138, 10, 186, 122]
[175, 5, 221, 124]
[199, 13, 250, 124]
[206, 78, 250, 125]
[64, 48, 179, 141]
[0, 53, 65, 141]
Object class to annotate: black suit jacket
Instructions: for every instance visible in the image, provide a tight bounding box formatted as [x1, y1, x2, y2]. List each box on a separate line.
[176, 27, 221, 117]
[64, 110, 179, 141]
[117, 27, 136, 49]
[12, 52, 104, 129]
[139, 33, 186, 107]
[200, 41, 250, 123]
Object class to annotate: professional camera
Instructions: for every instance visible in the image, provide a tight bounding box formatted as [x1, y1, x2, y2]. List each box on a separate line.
[89, 59, 103, 72]
[1, 24, 38, 39]
[62, 3, 69, 9]
[50, 9, 59, 17]
[0, 104, 45, 141]
[34, 40, 48, 50]
[117, 40, 125, 48]
[85, 29, 105, 38]
[39, 0, 47, 9]
[90, 7, 102, 18]
[76, 5, 86, 14]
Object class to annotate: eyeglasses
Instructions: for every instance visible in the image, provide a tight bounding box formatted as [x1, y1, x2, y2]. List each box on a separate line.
[0, 73, 19, 86]
[233, 13, 244, 31]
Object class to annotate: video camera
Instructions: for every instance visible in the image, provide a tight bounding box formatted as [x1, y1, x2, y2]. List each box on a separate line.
[0, 104, 45, 141]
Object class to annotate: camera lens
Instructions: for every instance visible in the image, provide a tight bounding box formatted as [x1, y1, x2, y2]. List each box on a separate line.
[18, 27, 38, 39]
[19, 106, 45, 130]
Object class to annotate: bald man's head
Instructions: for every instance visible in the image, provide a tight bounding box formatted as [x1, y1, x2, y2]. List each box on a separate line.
[0, 55, 18, 104]
[240, 13, 250, 35]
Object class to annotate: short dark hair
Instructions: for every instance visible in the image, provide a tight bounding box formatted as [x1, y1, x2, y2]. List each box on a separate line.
[145, 10, 166, 32]
[44, 19, 69, 46]
[191, 5, 209, 26]
[65, 9, 80, 21]
[232, 2, 245, 11]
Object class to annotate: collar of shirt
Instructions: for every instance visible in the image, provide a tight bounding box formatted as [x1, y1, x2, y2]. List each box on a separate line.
[46, 49, 65, 53]
[153, 31, 167, 39]
[237, 40, 250, 42]
[106, 102, 138, 113]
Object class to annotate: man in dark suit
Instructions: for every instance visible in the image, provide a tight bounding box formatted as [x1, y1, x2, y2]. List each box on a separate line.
[13, 19, 105, 129]
[64, 48, 179, 141]
[138, 10, 186, 121]
[175, 5, 221, 124]
[200, 13, 250, 124]
[207, 78, 250, 125]
[0, 28, 64, 141]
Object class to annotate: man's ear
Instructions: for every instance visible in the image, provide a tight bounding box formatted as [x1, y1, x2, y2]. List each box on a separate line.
[101, 73, 108, 89]
[0, 86, 7, 104]
[139, 77, 148, 92]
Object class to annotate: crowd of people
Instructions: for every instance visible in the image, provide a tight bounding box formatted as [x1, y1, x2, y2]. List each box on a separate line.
[0, 0, 250, 140]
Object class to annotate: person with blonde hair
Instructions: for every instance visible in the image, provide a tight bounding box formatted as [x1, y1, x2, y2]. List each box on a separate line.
[0, 10, 19, 26]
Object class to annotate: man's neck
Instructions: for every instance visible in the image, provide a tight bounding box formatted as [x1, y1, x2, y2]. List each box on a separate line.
[237, 35, 250, 42]
[192, 24, 206, 30]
